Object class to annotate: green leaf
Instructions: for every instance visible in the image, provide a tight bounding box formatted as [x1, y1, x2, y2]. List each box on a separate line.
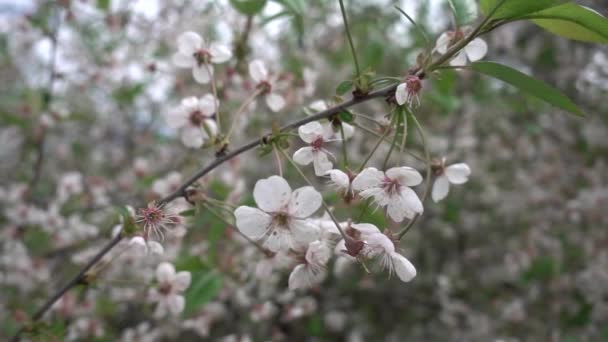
[479, 0, 559, 20]
[470, 61, 584, 116]
[339, 110, 354, 123]
[523, 3, 608, 44]
[230, 0, 267, 15]
[336, 80, 353, 95]
[96, 0, 111, 11]
[447, 0, 478, 25]
[184, 272, 223, 315]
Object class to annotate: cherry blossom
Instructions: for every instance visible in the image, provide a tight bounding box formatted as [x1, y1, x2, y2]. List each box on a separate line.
[432, 158, 471, 202]
[288, 240, 332, 290]
[128, 236, 164, 256]
[172, 31, 232, 84]
[308, 100, 355, 139]
[352, 167, 424, 222]
[234, 176, 322, 252]
[293, 121, 334, 176]
[149, 262, 191, 317]
[395, 75, 422, 107]
[165, 95, 218, 148]
[435, 29, 488, 66]
[249, 59, 285, 112]
[135, 203, 181, 241]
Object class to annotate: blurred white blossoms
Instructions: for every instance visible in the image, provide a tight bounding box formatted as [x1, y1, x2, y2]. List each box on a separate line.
[149, 262, 191, 317]
[128, 236, 164, 256]
[165, 95, 218, 148]
[172, 31, 232, 84]
[335, 223, 416, 282]
[435, 29, 487, 66]
[352, 167, 423, 222]
[293, 121, 334, 176]
[395, 75, 422, 107]
[432, 158, 471, 202]
[234, 176, 321, 252]
[308, 100, 355, 140]
[289, 240, 331, 290]
[249, 59, 285, 112]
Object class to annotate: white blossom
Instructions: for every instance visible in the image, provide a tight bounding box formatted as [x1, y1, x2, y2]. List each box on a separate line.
[234, 176, 322, 252]
[165, 95, 218, 148]
[172, 31, 232, 84]
[128, 236, 164, 256]
[293, 121, 334, 176]
[435, 29, 487, 66]
[432, 158, 471, 202]
[149, 262, 191, 317]
[288, 240, 331, 290]
[352, 167, 424, 222]
[249, 59, 285, 112]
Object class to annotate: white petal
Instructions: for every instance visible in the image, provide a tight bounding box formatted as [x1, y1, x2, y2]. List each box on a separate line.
[464, 38, 488, 62]
[449, 51, 468, 67]
[435, 31, 451, 54]
[288, 186, 322, 218]
[365, 233, 395, 255]
[289, 219, 321, 247]
[253, 176, 292, 212]
[392, 253, 416, 282]
[305, 240, 330, 266]
[192, 64, 213, 84]
[308, 100, 327, 112]
[249, 59, 268, 83]
[173, 271, 192, 292]
[341, 122, 355, 140]
[321, 122, 335, 140]
[386, 195, 412, 222]
[180, 126, 204, 148]
[147, 241, 164, 255]
[288, 264, 309, 290]
[181, 96, 199, 109]
[326, 169, 350, 190]
[198, 94, 217, 115]
[202, 119, 218, 137]
[293, 147, 314, 166]
[129, 236, 147, 255]
[165, 107, 189, 129]
[400, 187, 423, 216]
[156, 262, 176, 283]
[177, 31, 203, 55]
[386, 167, 423, 186]
[298, 121, 324, 143]
[265, 93, 285, 112]
[209, 42, 232, 64]
[264, 229, 293, 252]
[395, 83, 408, 106]
[312, 151, 333, 176]
[167, 295, 185, 315]
[431, 175, 450, 202]
[445, 163, 471, 184]
[234, 206, 272, 239]
[351, 168, 384, 191]
[350, 223, 381, 236]
[172, 52, 195, 68]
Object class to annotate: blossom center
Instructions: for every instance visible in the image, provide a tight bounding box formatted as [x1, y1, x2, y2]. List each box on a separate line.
[193, 49, 212, 66]
[159, 282, 172, 295]
[189, 110, 205, 126]
[311, 137, 324, 150]
[381, 177, 401, 196]
[272, 212, 290, 228]
[256, 80, 272, 95]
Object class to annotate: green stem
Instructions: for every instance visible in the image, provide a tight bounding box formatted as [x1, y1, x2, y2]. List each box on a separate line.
[338, 0, 361, 80]
[339, 123, 349, 168]
[357, 113, 398, 172]
[382, 108, 403, 169]
[397, 111, 432, 239]
[351, 122, 425, 163]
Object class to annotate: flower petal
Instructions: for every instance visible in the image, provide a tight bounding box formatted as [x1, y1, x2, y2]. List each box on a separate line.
[288, 186, 322, 218]
[350, 223, 382, 236]
[293, 147, 314, 166]
[209, 42, 232, 64]
[192, 64, 213, 84]
[147, 241, 164, 255]
[400, 187, 423, 217]
[265, 93, 285, 112]
[167, 294, 185, 315]
[435, 31, 451, 54]
[156, 262, 176, 283]
[253, 176, 292, 212]
[431, 175, 450, 202]
[234, 206, 272, 239]
[386, 167, 423, 186]
[177, 31, 203, 55]
[465, 38, 488, 62]
[449, 51, 467, 66]
[172, 52, 195, 68]
[180, 126, 204, 148]
[298, 121, 323, 143]
[352, 167, 384, 191]
[395, 83, 408, 106]
[249, 59, 268, 83]
[290, 219, 321, 247]
[198, 94, 218, 116]
[165, 107, 189, 129]
[173, 271, 192, 292]
[312, 151, 333, 176]
[392, 253, 416, 282]
[326, 169, 350, 191]
[445, 163, 471, 184]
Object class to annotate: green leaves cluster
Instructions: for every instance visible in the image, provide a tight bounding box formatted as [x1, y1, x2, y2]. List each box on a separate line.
[480, 0, 608, 44]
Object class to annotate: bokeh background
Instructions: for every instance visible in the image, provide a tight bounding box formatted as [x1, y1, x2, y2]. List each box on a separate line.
[1, 0, 607, 340]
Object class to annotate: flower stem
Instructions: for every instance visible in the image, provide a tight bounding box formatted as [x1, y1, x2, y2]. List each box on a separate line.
[357, 113, 397, 172]
[339, 123, 349, 168]
[205, 62, 221, 132]
[382, 108, 403, 169]
[338, 0, 361, 80]
[225, 88, 263, 142]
